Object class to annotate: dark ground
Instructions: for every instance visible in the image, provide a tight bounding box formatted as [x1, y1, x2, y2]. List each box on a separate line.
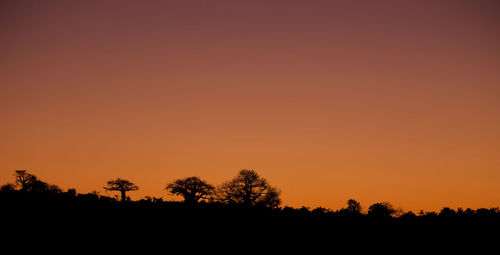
[2, 191, 498, 252]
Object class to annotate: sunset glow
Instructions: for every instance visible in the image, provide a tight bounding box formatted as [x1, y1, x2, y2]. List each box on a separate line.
[1, 0, 499, 212]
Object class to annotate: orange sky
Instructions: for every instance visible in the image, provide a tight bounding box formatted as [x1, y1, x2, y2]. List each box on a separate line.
[1, 0, 499, 212]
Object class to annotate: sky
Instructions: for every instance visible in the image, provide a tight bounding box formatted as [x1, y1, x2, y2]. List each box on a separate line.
[1, 0, 499, 212]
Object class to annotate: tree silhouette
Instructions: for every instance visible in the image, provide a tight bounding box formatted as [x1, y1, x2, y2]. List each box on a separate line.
[337, 199, 363, 216]
[14, 170, 38, 191]
[347, 199, 362, 214]
[12, 170, 61, 193]
[104, 178, 138, 202]
[166, 176, 214, 205]
[367, 202, 396, 217]
[439, 207, 457, 217]
[216, 169, 281, 208]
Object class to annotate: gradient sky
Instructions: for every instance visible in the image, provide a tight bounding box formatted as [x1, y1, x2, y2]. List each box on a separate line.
[1, 0, 499, 212]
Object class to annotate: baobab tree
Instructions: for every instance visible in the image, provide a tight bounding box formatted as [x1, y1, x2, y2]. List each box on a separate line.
[14, 170, 38, 191]
[217, 169, 281, 208]
[166, 176, 214, 205]
[12, 170, 61, 193]
[104, 178, 138, 202]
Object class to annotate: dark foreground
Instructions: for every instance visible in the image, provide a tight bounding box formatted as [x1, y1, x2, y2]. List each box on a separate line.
[2, 191, 499, 251]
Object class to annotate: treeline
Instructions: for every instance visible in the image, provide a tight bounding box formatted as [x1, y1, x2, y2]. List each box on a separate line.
[1, 169, 499, 219]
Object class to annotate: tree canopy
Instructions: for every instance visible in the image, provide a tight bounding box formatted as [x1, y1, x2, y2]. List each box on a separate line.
[367, 202, 396, 217]
[166, 176, 214, 204]
[104, 178, 139, 202]
[12, 170, 61, 193]
[216, 169, 281, 208]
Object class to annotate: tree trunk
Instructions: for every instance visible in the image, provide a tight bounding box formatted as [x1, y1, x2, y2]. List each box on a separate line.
[121, 190, 126, 202]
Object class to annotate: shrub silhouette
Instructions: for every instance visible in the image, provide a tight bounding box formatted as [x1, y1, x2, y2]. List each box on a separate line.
[1, 183, 16, 192]
[367, 202, 396, 217]
[338, 199, 363, 216]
